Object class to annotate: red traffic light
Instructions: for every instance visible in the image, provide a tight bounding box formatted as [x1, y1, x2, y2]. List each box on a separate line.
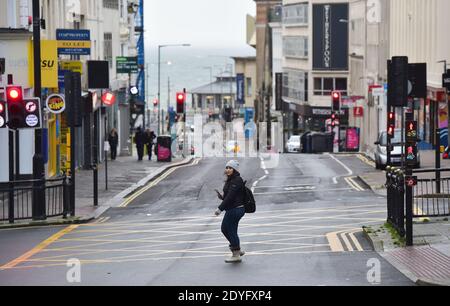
[101, 92, 116, 106]
[0, 101, 6, 129]
[387, 125, 395, 137]
[176, 92, 186, 113]
[176, 93, 186, 103]
[331, 91, 341, 112]
[6, 86, 23, 102]
[331, 113, 336, 120]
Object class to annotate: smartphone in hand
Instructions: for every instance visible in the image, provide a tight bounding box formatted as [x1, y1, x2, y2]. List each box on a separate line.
[215, 189, 223, 200]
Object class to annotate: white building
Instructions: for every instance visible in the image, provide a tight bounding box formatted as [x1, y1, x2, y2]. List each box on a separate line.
[349, 0, 450, 157]
[0, 0, 139, 180]
[281, 0, 350, 140]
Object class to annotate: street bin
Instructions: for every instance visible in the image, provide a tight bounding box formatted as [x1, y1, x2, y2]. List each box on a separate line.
[311, 132, 334, 153]
[157, 136, 172, 162]
[305, 133, 313, 154]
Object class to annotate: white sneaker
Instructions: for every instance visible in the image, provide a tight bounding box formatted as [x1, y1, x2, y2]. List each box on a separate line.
[225, 250, 242, 263]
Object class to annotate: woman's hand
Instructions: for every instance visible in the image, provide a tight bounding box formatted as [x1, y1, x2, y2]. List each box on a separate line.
[214, 209, 222, 217]
[215, 189, 224, 200]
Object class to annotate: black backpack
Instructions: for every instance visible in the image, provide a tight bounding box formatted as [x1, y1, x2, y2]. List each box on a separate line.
[243, 181, 256, 214]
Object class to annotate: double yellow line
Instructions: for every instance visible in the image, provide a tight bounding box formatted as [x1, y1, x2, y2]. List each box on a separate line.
[118, 158, 200, 208]
[345, 176, 365, 192]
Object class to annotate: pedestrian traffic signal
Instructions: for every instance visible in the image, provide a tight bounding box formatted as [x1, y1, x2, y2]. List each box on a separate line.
[153, 99, 158, 107]
[406, 121, 418, 142]
[331, 91, 341, 112]
[176, 92, 186, 114]
[387, 112, 395, 138]
[0, 100, 6, 128]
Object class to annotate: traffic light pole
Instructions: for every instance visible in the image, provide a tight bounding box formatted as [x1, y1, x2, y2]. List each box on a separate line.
[32, 0, 46, 220]
[103, 99, 108, 191]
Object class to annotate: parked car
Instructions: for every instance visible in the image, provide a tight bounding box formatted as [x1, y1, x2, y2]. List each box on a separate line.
[374, 129, 421, 169]
[286, 135, 301, 153]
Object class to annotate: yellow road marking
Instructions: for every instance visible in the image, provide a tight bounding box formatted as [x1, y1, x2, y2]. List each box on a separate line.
[357, 154, 375, 167]
[0, 225, 79, 270]
[326, 229, 364, 252]
[119, 167, 177, 208]
[348, 230, 364, 252]
[119, 159, 200, 208]
[345, 177, 365, 192]
[326, 231, 345, 252]
[340, 231, 354, 252]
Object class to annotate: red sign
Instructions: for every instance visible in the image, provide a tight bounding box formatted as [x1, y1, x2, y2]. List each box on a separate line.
[102, 92, 116, 106]
[368, 85, 382, 93]
[353, 106, 364, 117]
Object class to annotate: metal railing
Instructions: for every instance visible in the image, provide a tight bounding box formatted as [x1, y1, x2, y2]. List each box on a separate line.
[412, 168, 450, 218]
[0, 176, 72, 223]
[386, 167, 450, 246]
[386, 167, 405, 237]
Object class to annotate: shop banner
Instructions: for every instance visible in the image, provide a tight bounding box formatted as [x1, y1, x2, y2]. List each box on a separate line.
[28, 40, 58, 88]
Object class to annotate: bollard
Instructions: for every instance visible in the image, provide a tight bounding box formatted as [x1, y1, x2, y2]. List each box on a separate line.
[93, 164, 98, 207]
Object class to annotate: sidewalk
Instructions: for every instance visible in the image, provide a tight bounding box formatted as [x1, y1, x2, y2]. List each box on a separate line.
[358, 150, 450, 286]
[0, 154, 194, 228]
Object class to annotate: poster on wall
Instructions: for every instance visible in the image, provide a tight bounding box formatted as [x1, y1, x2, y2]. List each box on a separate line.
[313, 3, 349, 71]
[346, 128, 360, 152]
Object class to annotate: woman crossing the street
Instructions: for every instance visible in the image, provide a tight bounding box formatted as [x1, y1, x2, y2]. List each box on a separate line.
[214, 160, 246, 263]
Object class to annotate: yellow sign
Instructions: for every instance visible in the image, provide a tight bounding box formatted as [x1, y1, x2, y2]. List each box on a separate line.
[28, 40, 58, 88]
[57, 41, 91, 49]
[60, 61, 83, 73]
[46, 94, 66, 114]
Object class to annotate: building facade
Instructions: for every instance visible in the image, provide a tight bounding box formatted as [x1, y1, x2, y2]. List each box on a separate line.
[281, 0, 350, 143]
[348, 0, 450, 158]
[0, 0, 140, 181]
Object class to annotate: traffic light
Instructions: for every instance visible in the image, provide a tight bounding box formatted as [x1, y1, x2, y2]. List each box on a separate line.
[6, 86, 25, 129]
[387, 112, 395, 138]
[6, 86, 23, 102]
[176, 92, 186, 114]
[406, 121, 418, 141]
[331, 91, 341, 112]
[101, 92, 116, 106]
[0, 100, 6, 128]
[6, 85, 41, 129]
[153, 99, 158, 107]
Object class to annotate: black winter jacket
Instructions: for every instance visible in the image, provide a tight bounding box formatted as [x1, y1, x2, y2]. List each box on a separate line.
[218, 172, 245, 212]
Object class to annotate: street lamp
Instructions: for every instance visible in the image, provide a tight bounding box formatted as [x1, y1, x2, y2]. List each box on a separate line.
[158, 44, 191, 135]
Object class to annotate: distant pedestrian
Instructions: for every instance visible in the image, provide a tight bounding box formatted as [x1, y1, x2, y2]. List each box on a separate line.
[108, 128, 119, 161]
[145, 129, 157, 161]
[214, 160, 246, 263]
[134, 127, 145, 161]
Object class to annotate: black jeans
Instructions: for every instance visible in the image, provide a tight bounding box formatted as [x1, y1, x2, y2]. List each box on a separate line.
[221, 207, 245, 251]
[111, 146, 117, 160]
[137, 145, 144, 161]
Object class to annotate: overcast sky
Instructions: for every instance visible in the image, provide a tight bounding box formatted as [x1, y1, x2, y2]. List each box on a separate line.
[145, 0, 256, 49]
